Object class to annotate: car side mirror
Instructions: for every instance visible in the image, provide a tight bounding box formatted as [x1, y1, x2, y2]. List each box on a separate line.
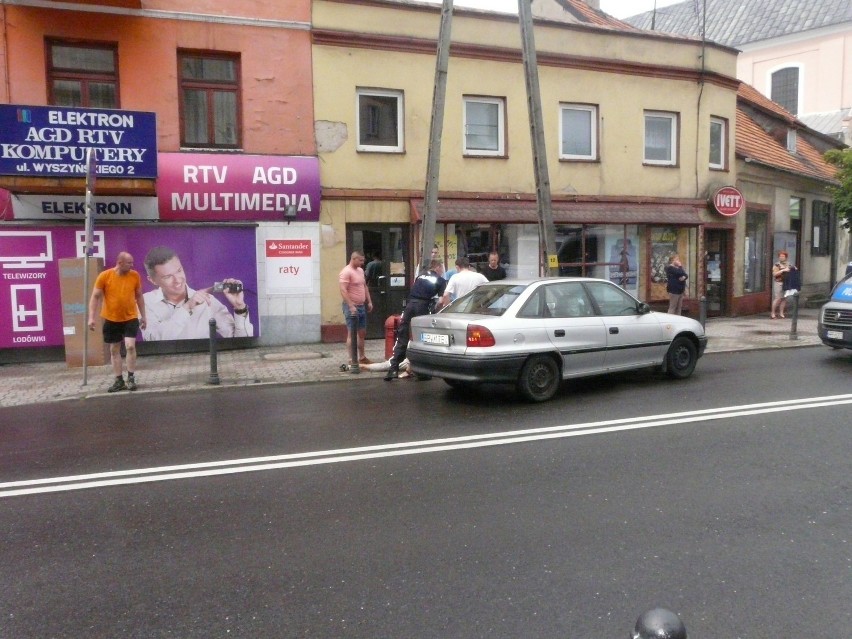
[638, 302, 651, 314]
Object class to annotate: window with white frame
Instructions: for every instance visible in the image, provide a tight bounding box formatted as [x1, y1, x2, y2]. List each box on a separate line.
[464, 96, 505, 156]
[644, 111, 678, 165]
[559, 103, 597, 160]
[356, 88, 404, 152]
[786, 128, 797, 153]
[709, 116, 726, 169]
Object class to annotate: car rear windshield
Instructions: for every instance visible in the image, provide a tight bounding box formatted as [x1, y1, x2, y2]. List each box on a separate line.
[443, 284, 527, 316]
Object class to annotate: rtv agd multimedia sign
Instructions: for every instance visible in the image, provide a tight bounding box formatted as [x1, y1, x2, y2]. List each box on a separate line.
[0, 104, 157, 179]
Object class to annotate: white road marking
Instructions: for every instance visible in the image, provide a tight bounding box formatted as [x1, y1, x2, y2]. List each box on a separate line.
[2, 394, 851, 498]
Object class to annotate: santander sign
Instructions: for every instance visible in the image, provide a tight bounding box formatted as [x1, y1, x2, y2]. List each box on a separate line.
[712, 186, 745, 217]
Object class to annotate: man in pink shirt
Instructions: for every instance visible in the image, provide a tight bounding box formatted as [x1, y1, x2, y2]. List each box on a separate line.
[339, 250, 373, 365]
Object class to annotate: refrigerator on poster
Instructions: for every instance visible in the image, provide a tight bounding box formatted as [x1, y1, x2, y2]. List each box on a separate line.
[0, 225, 258, 349]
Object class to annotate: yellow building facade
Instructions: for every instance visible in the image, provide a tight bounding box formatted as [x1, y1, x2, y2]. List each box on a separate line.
[313, 0, 742, 340]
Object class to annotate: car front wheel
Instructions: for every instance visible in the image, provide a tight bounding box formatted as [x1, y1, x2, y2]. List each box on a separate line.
[516, 355, 560, 402]
[665, 336, 697, 379]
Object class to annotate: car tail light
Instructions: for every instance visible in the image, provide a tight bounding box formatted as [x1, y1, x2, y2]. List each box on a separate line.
[466, 324, 495, 347]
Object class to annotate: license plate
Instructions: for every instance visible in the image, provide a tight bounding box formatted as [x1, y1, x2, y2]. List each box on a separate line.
[827, 330, 843, 339]
[421, 332, 449, 346]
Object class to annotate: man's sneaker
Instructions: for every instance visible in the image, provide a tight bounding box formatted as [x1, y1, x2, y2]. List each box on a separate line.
[107, 377, 126, 393]
[126, 377, 137, 391]
[384, 369, 398, 381]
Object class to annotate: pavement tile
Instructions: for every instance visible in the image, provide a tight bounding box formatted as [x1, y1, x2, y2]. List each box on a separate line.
[0, 309, 823, 409]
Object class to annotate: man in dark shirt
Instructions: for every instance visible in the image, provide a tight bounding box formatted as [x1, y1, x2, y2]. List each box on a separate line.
[482, 251, 507, 281]
[385, 259, 446, 380]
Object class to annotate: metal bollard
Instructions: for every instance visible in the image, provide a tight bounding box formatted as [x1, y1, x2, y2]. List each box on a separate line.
[631, 607, 687, 639]
[349, 314, 360, 374]
[789, 292, 799, 340]
[699, 295, 707, 329]
[207, 318, 220, 385]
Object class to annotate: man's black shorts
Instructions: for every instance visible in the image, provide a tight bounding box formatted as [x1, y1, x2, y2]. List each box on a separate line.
[103, 319, 140, 343]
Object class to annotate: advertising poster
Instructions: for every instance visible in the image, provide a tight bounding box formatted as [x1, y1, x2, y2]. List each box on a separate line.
[651, 227, 679, 300]
[265, 239, 313, 294]
[0, 226, 257, 349]
[605, 233, 638, 295]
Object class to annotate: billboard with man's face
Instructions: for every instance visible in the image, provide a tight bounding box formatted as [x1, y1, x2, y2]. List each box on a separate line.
[0, 225, 257, 349]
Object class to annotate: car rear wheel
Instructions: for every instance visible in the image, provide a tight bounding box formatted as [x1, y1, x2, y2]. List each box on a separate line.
[516, 355, 560, 402]
[665, 336, 697, 379]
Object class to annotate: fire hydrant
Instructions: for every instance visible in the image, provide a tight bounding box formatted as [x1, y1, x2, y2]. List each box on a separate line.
[384, 314, 401, 359]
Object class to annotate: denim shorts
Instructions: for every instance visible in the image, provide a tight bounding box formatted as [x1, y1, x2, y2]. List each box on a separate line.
[342, 303, 367, 331]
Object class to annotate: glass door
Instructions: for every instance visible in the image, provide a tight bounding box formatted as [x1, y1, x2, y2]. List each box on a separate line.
[347, 224, 409, 339]
[705, 229, 729, 316]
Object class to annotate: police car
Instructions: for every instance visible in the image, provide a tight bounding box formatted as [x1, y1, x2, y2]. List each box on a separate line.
[817, 271, 852, 350]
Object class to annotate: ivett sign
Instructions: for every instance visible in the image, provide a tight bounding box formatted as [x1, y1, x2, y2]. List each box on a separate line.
[712, 186, 744, 217]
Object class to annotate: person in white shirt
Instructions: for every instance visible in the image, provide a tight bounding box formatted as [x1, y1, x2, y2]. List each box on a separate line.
[439, 256, 488, 308]
[141, 246, 253, 341]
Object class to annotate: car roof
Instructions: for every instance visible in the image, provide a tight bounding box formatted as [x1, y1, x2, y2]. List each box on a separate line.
[480, 276, 614, 286]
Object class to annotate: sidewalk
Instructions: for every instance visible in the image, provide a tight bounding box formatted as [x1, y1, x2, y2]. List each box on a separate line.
[0, 309, 822, 408]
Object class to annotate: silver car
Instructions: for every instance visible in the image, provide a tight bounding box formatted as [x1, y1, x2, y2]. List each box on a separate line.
[817, 272, 852, 350]
[407, 277, 708, 402]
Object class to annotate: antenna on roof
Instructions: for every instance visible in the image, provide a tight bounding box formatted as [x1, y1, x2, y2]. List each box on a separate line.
[651, 0, 657, 30]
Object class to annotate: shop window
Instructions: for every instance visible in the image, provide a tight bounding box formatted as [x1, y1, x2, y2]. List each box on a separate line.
[770, 66, 799, 115]
[47, 40, 118, 108]
[644, 111, 678, 166]
[559, 104, 597, 160]
[650, 227, 697, 301]
[463, 96, 505, 157]
[356, 88, 404, 152]
[179, 51, 240, 149]
[811, 200, 832, 257]
[555, 225, 640, 296]
[743, 211, 768, 293]
[709, 116, 727, 170]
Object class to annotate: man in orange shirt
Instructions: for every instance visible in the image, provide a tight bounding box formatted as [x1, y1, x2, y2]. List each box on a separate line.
[88, 252, 147, 392]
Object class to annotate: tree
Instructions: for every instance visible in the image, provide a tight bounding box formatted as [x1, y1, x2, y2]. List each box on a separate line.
[825, 147, 852, 231]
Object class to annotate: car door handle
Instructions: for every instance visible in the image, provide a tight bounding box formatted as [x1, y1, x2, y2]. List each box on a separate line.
[554, 329, 565, 337]
[609, 327, 619, 334]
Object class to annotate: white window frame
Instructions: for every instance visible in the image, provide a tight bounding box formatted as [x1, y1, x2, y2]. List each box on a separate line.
[463, 96, 505, 157]
[559, 103, 598, 161]
[356, 88, 404, 153]
[786, 128, 797, 153]
[643, 110, 678, 166]
[709, 116, 726, 170]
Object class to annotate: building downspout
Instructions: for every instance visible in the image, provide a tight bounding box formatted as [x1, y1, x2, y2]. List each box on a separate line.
[694, 0, 707, 198]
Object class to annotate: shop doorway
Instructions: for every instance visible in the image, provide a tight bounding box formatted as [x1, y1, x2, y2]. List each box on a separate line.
[347, 224, 409, 339]
[705, 229, 730, 316]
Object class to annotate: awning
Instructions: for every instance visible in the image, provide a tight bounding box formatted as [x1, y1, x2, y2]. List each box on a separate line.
[411, 198, 711, 225]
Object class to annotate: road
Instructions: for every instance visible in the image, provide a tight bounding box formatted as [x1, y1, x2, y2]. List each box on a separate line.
[1, 347, 850, 638]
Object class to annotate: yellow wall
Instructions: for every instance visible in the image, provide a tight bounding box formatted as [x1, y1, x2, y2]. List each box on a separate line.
[312, 0, 739, 199]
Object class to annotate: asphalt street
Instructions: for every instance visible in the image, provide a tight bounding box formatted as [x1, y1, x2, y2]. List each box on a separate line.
[1, 346, 851, 638]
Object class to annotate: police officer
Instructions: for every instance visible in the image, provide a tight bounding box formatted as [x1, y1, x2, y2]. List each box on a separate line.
[385, 258, 447, 381]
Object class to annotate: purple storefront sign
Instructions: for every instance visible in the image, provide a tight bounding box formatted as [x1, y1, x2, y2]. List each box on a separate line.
[0, 226, 257, 349]
[158, 153, 320, 222]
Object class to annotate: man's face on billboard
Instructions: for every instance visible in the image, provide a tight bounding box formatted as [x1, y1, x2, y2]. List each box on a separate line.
[149, 256, 187, 301]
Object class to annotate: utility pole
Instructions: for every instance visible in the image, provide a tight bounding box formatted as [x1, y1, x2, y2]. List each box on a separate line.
[518, 0, 559, 275]
[420, 0, 454, 270]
